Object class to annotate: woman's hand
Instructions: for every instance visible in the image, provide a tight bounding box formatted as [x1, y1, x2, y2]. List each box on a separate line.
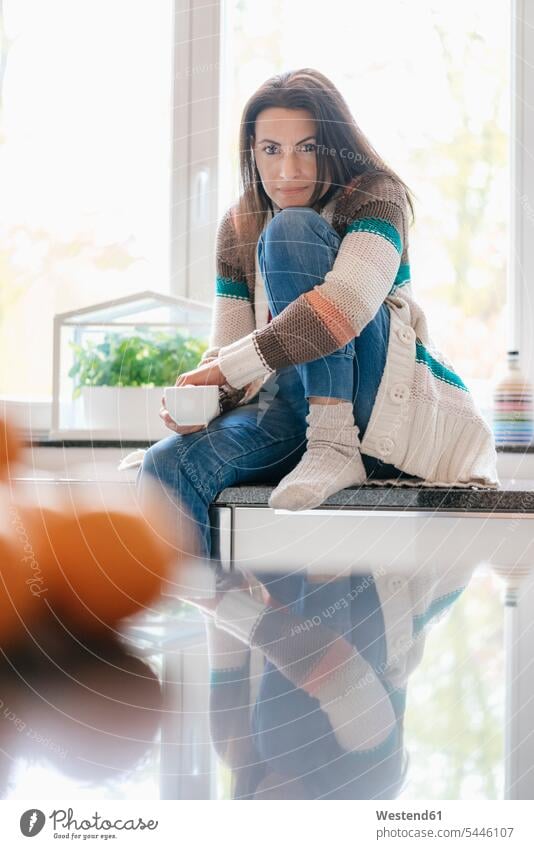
[159, 356, 228, 434]
[175, 359, 227, 388]
[159, 397, 207, 435]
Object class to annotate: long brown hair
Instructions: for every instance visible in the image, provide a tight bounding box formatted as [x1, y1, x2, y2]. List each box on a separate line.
[234, 68, 416, 278]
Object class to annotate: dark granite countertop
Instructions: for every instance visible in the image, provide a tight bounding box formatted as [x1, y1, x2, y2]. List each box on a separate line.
[28, 439, 534, 452]
[213, 480, 534, 513]
[28, 439, 156, 448]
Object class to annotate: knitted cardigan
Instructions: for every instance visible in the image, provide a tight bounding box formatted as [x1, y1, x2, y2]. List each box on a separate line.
[201, 172, 499, 489]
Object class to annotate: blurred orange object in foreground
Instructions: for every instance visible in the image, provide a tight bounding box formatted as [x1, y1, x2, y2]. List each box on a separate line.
[0, 417, 22, 481]
[19, 505, 179, 636]
[0, 415, 189, 649]
[0, 534, 43, 649]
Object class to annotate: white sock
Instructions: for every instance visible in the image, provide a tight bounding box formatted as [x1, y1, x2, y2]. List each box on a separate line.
[268, 400, 367, 511]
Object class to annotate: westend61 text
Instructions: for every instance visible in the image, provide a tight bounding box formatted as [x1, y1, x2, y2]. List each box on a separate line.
[376, 810, 442, 821]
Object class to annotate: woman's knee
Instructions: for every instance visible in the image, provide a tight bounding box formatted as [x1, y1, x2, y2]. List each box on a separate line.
[141, 431, 222, 504]
[262, 207, 340, 297]
[141, 433, 203, 483]
[263, 206, 323, 247]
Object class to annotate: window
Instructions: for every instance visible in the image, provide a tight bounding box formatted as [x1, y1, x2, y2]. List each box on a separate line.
[0, 1, 514, 426]
[218, 0, 511, 420]
[0, 0, 173, 401]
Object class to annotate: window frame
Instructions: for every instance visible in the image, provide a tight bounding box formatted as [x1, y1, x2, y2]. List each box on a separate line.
[503, 0, 534, 801]
[510, 0, 534, 385]
[170, 0, 221, 304]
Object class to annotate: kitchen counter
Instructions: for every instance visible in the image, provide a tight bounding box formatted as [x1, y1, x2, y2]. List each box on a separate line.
[213, 478, 534, 513]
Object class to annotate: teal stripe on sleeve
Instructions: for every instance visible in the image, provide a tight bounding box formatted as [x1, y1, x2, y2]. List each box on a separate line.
[216, 276, 250, 301]
[388, 263, 411, 295]
[415, 341, 469, 392]
[413, 589, 465, 636]
[345, 217, 402, 254]
[393, 263, 410, 286]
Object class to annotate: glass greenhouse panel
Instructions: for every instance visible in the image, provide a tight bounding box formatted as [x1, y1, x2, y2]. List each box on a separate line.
[51, 291, 212, 440]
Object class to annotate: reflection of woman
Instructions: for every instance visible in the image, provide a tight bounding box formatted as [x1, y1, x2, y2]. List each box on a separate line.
[190, 558, 474, 799]
[139, 67, 499, 797]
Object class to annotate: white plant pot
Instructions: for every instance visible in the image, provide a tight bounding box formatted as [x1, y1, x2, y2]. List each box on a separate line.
[81, 386, 169, 440]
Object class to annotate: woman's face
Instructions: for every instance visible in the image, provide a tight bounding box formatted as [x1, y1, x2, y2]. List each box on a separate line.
[252, 107, 331, 209]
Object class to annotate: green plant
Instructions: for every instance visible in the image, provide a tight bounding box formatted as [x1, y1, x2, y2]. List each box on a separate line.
[68, 330, 208, 398]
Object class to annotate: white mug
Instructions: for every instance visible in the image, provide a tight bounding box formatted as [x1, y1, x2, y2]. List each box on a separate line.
[163, 385, 219, 426]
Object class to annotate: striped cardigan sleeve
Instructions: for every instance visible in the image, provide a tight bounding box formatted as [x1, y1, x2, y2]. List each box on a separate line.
[200, 207, 258, 411]
[202, 207, 256, 358]
[217, 175, 408, 390]
[203, 616, 263, 793]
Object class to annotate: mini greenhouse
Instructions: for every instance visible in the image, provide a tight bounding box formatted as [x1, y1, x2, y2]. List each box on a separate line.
[51, 291, 212, 440]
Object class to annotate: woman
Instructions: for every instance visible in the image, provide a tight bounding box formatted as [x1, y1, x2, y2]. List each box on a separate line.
[139, 68, 497, 797]
[159, 67, 498, 508]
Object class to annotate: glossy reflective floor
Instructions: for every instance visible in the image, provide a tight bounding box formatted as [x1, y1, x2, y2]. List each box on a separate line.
[0, 566, 506, 801]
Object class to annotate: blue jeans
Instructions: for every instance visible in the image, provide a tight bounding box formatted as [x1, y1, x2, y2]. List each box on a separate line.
[139, 207, 407, 796]
[258, 206, 357, 402]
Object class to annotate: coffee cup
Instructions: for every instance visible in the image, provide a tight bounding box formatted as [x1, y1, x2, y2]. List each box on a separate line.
[163, 385, 219, 426]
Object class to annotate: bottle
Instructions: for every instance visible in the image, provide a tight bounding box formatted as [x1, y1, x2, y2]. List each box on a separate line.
[492, 350, 534, 447]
